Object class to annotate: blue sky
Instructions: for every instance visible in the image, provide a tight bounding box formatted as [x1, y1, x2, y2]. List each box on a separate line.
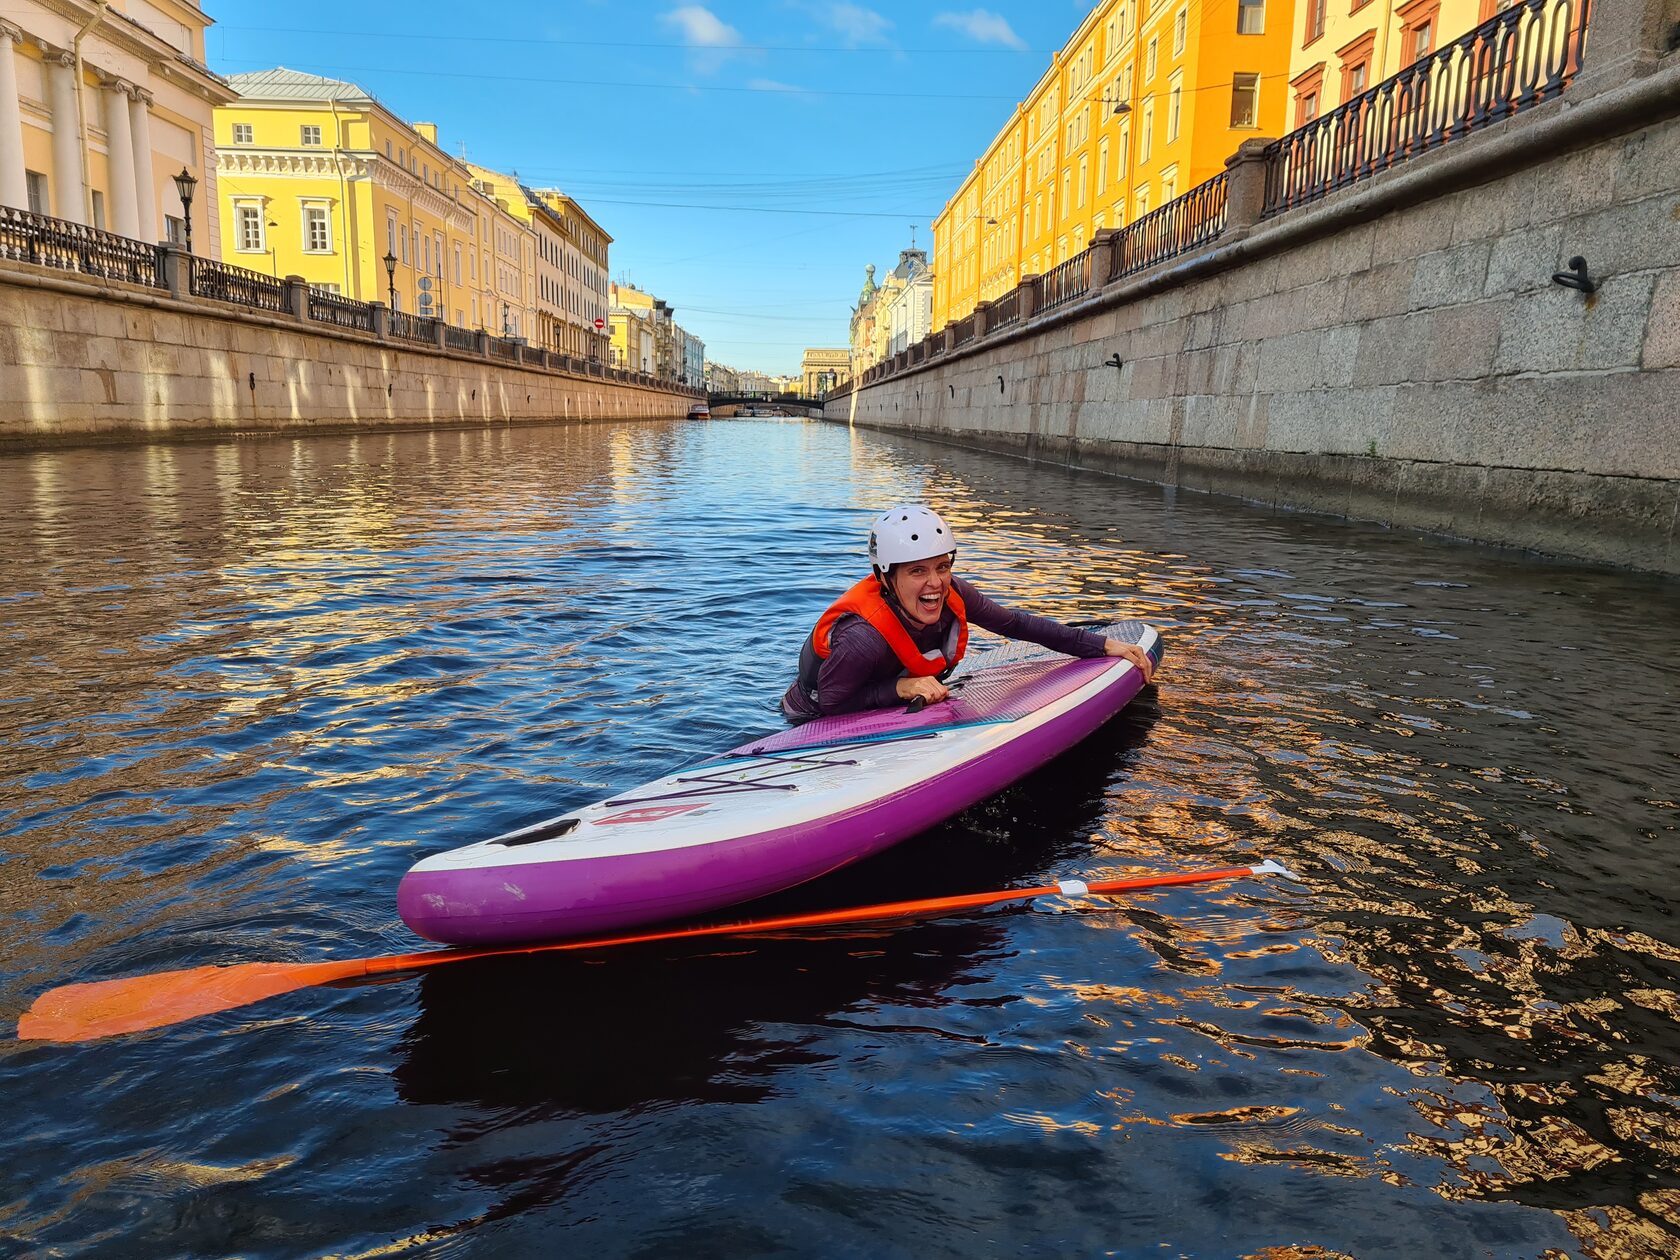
[206, 2, 1093, 374]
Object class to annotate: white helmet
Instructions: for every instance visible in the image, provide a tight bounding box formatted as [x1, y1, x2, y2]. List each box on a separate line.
[869, 505, 957, 571]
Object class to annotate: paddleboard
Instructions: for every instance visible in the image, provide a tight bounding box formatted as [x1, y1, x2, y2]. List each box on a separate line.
[397, 620, 1163, 945]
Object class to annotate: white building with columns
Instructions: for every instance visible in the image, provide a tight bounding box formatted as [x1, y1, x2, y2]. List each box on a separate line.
[0, 1, 235, 252]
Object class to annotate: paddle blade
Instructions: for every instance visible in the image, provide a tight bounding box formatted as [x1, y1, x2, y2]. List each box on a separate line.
[16, 958, 369, 1043]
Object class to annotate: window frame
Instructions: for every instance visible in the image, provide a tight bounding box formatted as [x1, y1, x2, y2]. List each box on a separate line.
[299, 124, 323, 146]
[1231, 71, 1262, 128]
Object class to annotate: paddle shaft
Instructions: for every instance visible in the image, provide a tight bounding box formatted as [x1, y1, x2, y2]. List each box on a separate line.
[18, 862, 1292, 1043]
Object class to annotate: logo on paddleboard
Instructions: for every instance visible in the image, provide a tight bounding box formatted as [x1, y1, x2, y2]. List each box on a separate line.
[599, 803, 708, 825]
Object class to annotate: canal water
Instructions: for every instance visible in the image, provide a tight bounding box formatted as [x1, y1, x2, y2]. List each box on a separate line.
[1, 419, 1676, 1257]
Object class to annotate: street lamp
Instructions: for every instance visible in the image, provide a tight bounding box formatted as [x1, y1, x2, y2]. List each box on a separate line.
[172, 167, 197, 254]
[266, 220, 278, 277]
[501, 301, 510, 337]
[382, 250, 397, 309]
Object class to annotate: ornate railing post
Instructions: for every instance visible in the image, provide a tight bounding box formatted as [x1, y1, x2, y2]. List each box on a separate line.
[972, 299, 990, 338]
[159, 242, 188, 300]
[368, 301, 390, 339]
[284, 275, 309, 321]
[1088, 229, 1120, 288]
[1224, 137, 1274, 230]
[1018, 275, 1040, 322]
[1573, 0, 1670, 95]
[433, 320, 447, 350]
[474, 328, 490, 356]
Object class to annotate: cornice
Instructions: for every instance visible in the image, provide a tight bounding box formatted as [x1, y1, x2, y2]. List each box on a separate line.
[23, 0, 237, 104]
[219, 148, 374, 180]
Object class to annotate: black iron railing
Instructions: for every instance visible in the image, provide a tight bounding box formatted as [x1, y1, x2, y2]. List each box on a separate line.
[487, 337, 519, 361]
[309, 288, 374, 331]
[443, 324, 477, 351]
[189, 256, 288, 312]
[1114, 171, 1229, 280]
[0, 205, 164, 288]
[388, 310, 436, 343]
[987, 288, 1022, 331]
[1037, 247, 1092, 311]
[1264, 0, 1590, 215]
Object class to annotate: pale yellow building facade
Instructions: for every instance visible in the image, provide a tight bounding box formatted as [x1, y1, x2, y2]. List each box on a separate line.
[801, 347, 850, 397]
[216, 70, 535, 331]
[1, 1, 236, 251]
[1286, 0, 1502, 125]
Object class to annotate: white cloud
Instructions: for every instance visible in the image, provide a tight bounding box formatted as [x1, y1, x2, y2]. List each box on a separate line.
[747, 78, 805, 92]
[931, 9, 1027, 49]
[822, 3, 893, 45]
[662, 5, 743, 47]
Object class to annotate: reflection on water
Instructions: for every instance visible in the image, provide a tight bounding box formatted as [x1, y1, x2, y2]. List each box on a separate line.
[1, 419, 1676, 1256]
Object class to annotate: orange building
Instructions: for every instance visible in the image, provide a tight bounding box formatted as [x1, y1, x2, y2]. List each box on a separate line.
[933, 0, 1297, 329]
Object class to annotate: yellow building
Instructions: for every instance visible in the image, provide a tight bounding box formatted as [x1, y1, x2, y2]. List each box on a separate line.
[2, 2, 236, 251]
[216, 69, 534, 331]
[609, 306, 653, 373]
[1287, 0, 1495, 124]
[933, 0, 1297, 329]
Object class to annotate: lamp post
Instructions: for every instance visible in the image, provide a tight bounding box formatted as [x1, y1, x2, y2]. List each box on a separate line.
[501, 301, 510, 337]
[383, 250, 397, 309]
[266, 220, 278, 277]
[172, 167, 197, 254]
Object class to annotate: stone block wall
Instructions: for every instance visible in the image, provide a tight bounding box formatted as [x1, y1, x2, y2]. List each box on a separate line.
[0, 263, 693, 448]
[828, 63, 1680, 574]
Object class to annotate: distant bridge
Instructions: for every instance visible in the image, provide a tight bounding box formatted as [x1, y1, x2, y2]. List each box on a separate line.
[705, 391, 823, 418]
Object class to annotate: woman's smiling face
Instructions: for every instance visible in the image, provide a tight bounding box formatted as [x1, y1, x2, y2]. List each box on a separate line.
[889, 554, 954, 628]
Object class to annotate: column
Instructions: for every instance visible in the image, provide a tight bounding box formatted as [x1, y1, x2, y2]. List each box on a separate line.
[46, 51, 84, 222]
[129, 88, 155, 241]
[0, 23, 27, 209]
[102, 79, 138, 237]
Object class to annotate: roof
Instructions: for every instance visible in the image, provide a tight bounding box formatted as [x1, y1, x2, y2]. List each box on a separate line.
[227, 68, 381, 108]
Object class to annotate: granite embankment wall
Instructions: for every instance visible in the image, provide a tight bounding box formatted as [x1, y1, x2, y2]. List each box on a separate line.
[0, 263, 695, 449]
[827, 57, 1680, 573]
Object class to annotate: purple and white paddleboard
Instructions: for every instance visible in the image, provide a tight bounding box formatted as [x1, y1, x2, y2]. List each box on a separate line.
[397, 620, 1163, 945]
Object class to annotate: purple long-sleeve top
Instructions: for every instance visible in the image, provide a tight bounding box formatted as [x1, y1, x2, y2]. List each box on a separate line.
[780, 575, 1107, 722]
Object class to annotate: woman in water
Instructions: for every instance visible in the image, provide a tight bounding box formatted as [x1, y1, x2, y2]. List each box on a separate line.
[781, 505, 1155, 722]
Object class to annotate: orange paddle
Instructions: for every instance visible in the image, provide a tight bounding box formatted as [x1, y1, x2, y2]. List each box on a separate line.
[16, 861, 1298, 1043]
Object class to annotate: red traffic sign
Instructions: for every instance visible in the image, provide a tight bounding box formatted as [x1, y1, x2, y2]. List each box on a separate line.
[594, 317, 606, 329]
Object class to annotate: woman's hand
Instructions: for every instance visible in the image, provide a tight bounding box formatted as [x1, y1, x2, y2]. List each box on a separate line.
[1104, 639, 1155, 683]
[896, 675, 951, 706]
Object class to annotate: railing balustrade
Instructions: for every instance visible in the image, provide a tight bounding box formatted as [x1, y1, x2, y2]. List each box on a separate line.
[443, 324, 478, 351]
[308, 288, 375, 332]
[1263, 0, 1589, 215]
[1114, 171, 1229, 280]
[189, 255, 289, 313]
[1037, 247, 1093, 311]
[0, 205, 164, 288]
[388, 310, 437, 342]
[488, 337, 519, 361]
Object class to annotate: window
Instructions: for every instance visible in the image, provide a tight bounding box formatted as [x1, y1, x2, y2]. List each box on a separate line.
[300, 124, 322, 146]
[1135, 186, 1150, 218]
[1117, 122, 1130, 174]
[232, 123, 253, 145]
[400, 224, 408, 264]
[311, 282, 341, 295]
[1168, 73, 1183, 140]
[1298, 90, 1319, 124]
[25, 170, 47, 215]
[387, 213, 397, 256]
[1140, 98, 1154, 161]
[1098, 139, 1108, 194]
[304, 205, 330, 251]
[1146, 36, 1158, 80]
[1231, 73, 1260, 127]
[90, 190, 105, 230]
[385, 139, 392, 158]
[1161, 166, 1178, 202]
[1306, 0, 1326, 42]
[235, 204, 262, 251]
[1412, 20, 1432, 59]
[1077, 157, 1087, 208]
[1174, 8, 1187, 54]
[1238, 0, 1265, 33]
[165, 215, 183, 244]
[1121, 64, 1133, 98]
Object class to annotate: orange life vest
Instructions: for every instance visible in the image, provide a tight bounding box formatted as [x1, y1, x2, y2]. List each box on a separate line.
[810, 577, 968, 678]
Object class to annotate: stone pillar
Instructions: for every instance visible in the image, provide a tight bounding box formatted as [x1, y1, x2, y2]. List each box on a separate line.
[129, 89, 156, 241]
[1223, 136, 1274, 231]
[46, 52, 85, 223]
[101, 80, 139, 237]
[369, 300, 390, 338]
[1018, 275, 1040, 322]
[284, 274, 309, 321]
[972, 299, 990, 338]
[432, 319, 447, 349]
[473, 327, 489, 355]
[0, 23, 28, 210]
[1088, 228, 1120, 289]
[1572, 0, 1676, 95]
[159, 240, 188, 299]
